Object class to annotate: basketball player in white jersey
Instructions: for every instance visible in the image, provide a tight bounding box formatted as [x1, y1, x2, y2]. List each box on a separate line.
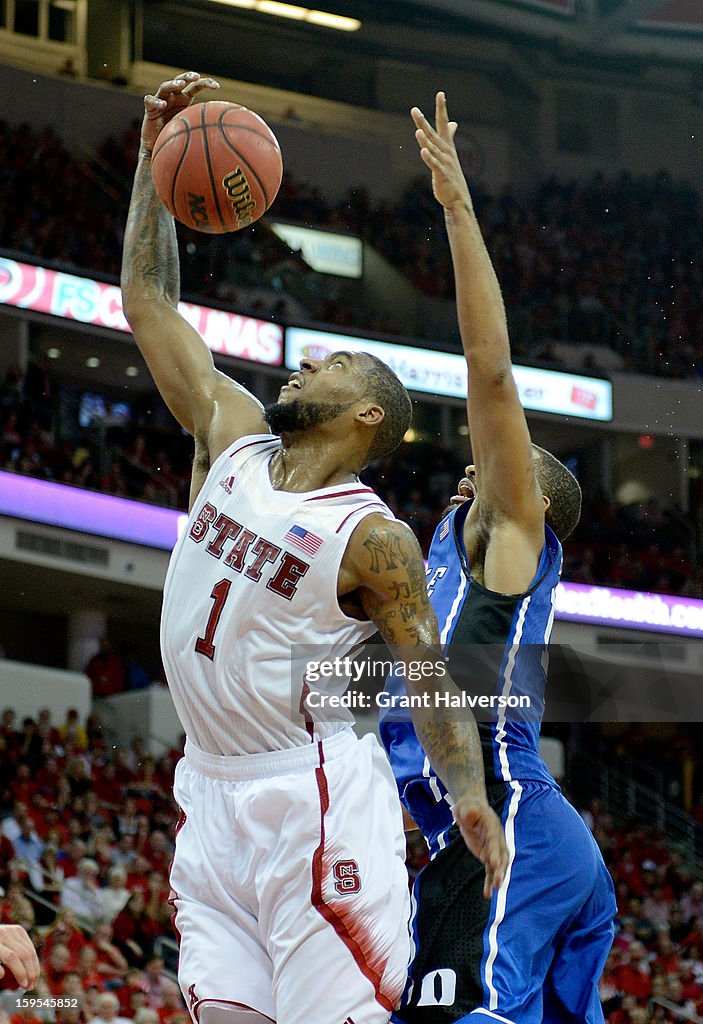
[121, 73, 507, 1024]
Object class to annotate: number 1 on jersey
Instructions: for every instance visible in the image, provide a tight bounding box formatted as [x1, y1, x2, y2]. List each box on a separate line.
[195, 579, 232, 660]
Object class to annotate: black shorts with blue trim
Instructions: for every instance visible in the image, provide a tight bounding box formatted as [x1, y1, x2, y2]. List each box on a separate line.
[396, 781, 616, 1024]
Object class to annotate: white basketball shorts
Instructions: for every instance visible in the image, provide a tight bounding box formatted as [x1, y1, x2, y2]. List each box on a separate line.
[169, 729, 411, 1024]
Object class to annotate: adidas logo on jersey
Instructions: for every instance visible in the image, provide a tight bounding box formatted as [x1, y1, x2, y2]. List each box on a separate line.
[219, 475, 236, 494]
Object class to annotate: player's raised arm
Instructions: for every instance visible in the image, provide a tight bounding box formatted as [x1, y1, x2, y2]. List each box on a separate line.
[121, 73, 268, 454]
[348, 514, 508, 896]
[412, 93, 543, 543]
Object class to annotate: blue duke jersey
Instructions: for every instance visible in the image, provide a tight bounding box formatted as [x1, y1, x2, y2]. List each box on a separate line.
[161, 434, 392, 756]
[380, 499, 562, 856]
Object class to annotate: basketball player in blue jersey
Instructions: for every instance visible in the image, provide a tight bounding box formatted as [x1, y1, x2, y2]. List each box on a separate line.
[380, 93, 616, 1024]
[121, 74, 507, 1024]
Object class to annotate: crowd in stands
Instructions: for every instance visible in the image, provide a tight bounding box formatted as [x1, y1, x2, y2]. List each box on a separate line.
[2, 118, 703, 377]
[564, 495, 696, 597]
[585, 797, 703, 1022]
[0, 706, 187, 1024]
[1, 704, 703, 1022]
[1, 358, 698, 597]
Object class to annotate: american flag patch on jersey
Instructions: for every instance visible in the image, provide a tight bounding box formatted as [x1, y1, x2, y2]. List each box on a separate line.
[284, 524, 324, 556]
[439, 518, 450, 541]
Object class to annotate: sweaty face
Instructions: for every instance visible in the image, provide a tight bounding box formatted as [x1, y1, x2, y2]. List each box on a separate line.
[266, 351, 369, 435]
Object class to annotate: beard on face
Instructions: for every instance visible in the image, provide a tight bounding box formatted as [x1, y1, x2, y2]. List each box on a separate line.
[264, 397, 356, 435]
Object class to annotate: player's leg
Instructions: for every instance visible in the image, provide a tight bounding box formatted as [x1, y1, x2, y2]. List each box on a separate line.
[260, 733, 411, 1024]
[542, 852, 616, 1024]
[396, 783, 605, 1024]
[170, 758, 276, 1023]
[396, 816, 504, 1024]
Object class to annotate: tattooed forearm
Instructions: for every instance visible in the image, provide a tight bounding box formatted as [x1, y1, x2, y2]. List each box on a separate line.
[121, 150, 180, 308]
[358, 520, 489, 804]
[410, 701, 486, 802]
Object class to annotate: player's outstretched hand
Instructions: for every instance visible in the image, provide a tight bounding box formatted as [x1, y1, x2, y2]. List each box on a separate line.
[453, 795, 509, 898]
[141, 72, 220, 154]
[0, 923, 40, 990]
[411, 91, 471, 212]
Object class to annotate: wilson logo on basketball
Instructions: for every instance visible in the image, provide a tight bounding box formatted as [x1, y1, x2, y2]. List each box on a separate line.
[187, 193, 210, 229]
[222, 167, 256, 226]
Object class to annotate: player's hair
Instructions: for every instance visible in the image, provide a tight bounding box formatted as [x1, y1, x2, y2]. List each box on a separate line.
[532, 444, 582, 541]
[361, 354, 413, 462]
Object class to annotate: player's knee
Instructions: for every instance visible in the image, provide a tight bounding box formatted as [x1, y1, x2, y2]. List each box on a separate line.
[198, 999, 270, 1024]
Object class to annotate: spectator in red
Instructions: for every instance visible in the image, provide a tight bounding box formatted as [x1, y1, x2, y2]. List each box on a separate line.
[144, 832, 170, 874]
[35, 756, 62, 803]
[681, 915, 703, 951]
[157, 980, 186, 1024]
[10, 1004, 43, 1024]
[653, 932, 680, 975]
[85, 639, 125, 699]
[612, 848, 645, 898]
[613, 940, 652, 1000]
[76, 946, 105, 991]
[112, 891, 161, 966]
[58, 839, 88, 880]
[43, 943, 73, 996]
[117, 971, 148, 1018]
[92, 764, 123, 809]
[42, 909, 86, 966]
[10, 765, 37, 805]
[125, 855, 151, 896]
[92, 922, 128, 983]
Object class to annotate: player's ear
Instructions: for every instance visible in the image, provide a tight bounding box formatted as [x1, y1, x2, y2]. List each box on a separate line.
[542, 494, 551, 515]
[356, 402, 385, 428]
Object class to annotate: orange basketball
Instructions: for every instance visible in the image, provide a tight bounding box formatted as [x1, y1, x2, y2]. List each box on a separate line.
[151, 101, 283, 233]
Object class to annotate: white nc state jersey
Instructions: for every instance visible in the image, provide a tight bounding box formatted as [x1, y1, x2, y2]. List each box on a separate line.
[161, 434, 393, 755]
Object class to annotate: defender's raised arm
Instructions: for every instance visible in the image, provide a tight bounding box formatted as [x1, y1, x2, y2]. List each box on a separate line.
[412, 94, 544, 549]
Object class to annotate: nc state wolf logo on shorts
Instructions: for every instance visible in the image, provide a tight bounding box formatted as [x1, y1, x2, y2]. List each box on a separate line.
[333, 859, 361, 895]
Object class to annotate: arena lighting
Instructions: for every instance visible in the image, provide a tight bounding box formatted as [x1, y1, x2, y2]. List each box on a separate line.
[208, 0, 361, 30]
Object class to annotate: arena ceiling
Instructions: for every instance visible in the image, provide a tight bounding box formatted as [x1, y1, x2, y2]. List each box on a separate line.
[163, 0, 703, 82]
